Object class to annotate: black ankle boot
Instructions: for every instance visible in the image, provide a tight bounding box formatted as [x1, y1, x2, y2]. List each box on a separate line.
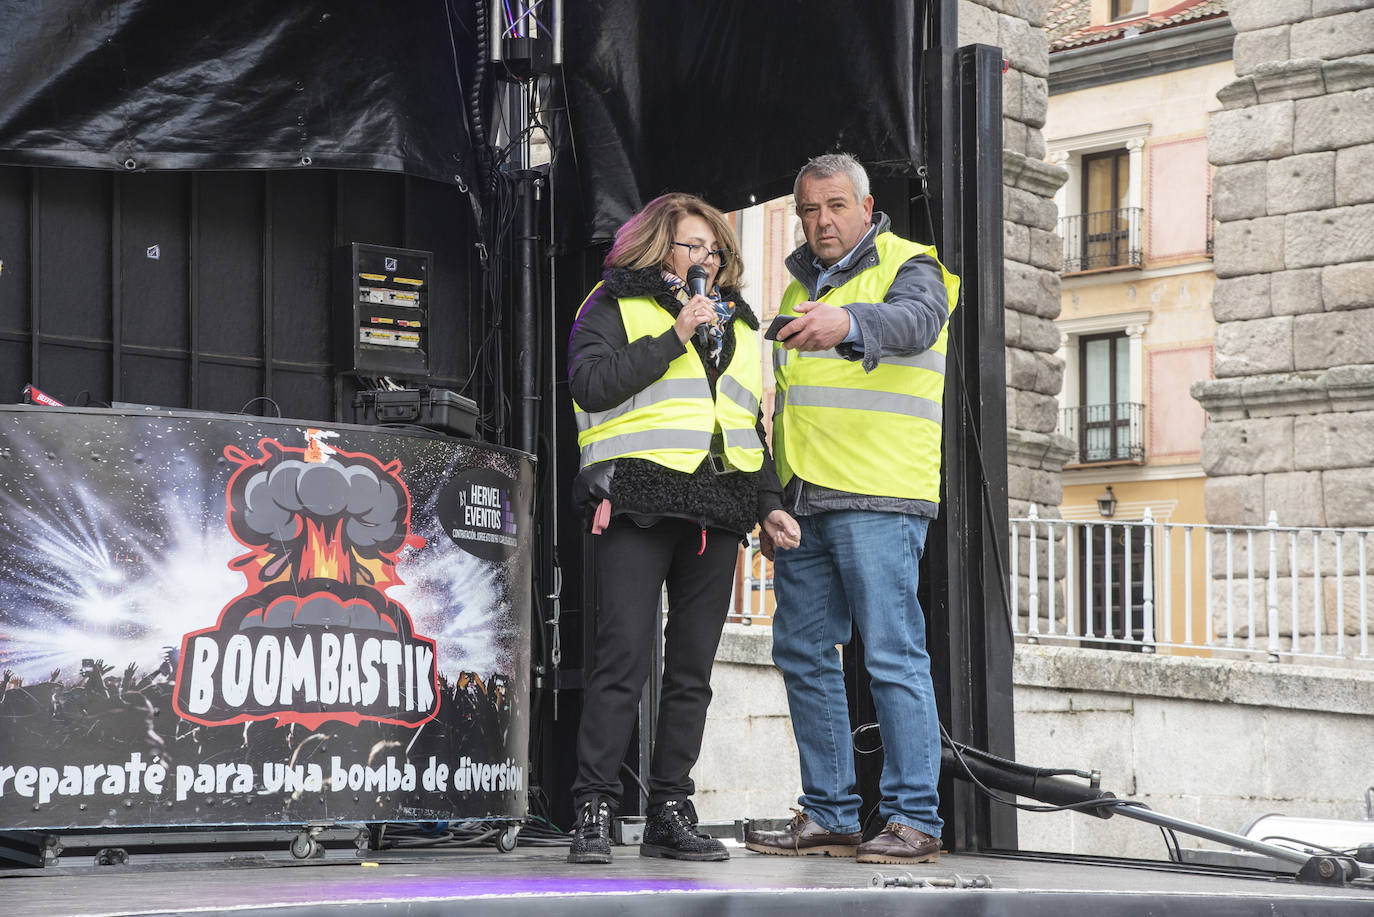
[568, 797, 614, 864]
[640, 799, 728, 861]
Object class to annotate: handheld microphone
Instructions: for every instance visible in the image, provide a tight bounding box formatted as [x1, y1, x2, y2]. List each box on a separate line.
[686, 264, 711, 348]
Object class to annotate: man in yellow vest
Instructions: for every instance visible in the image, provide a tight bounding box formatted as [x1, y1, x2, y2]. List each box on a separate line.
[745, 153, 959, 865]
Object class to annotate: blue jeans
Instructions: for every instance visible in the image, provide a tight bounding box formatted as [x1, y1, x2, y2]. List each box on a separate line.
[772, 510, 942, 838]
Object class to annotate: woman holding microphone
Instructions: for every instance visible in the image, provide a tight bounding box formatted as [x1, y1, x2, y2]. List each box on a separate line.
[566, 192, 799, 864]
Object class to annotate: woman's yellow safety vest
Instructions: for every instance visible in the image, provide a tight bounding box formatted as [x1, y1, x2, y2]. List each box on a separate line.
[773, 234, 960, 503]
[573, 286, 764, 474]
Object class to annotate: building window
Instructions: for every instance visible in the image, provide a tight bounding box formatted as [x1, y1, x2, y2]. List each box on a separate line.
[1068, 148, 1139, 272]
[1077, 522, 1151, 651]
[1055, 141, 1145, 273]
[1111, 0, 1148, 20]
[1060, 330, 1145, 465]
[1081, 332, 1136, 462]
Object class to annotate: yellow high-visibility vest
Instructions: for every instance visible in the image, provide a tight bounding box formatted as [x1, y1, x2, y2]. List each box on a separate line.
[773, 234, 960, 502]
[573, 285, 764, 474]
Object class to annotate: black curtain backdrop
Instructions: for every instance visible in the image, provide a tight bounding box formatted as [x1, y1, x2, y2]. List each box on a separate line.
[557, 0, 930, 241]
[0, 0, 481, 188]
[0, 0, 930, 246]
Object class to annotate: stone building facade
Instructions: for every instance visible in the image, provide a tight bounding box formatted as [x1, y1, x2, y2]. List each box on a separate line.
[1194, 0, 1374, 531]
[961, 0, 1076, 526]
[961, 0, 1074, 626]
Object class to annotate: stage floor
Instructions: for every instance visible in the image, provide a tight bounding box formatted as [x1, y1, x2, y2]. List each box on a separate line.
[4, 841, 1374, 917]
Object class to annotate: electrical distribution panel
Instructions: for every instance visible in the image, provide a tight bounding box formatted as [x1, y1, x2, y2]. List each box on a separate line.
[336, 243, 432, 377]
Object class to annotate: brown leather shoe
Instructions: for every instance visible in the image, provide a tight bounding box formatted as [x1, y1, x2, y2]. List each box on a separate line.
[744, 809, 861, 857]
[856, 822, 941, 864]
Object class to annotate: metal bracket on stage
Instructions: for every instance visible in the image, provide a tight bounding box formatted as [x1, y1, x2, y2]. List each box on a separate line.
[611, 817, 645, 845]
[0, 825, 373, 870]
[872, 872, 993, 889]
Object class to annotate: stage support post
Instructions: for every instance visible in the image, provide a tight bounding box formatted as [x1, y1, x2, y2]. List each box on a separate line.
[513, 168, 542, 457]
[928, 39, 1015, 854]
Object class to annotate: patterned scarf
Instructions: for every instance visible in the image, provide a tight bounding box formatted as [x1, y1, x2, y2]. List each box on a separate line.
[662, 269, 736, 364]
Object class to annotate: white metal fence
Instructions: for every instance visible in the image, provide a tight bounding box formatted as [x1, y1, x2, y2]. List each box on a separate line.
[732, 534, 773, 625]
[732, 510, 1373, 665]
[1011, 506, 1372, 663]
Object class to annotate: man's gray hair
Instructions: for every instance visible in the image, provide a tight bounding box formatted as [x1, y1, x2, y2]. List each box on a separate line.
[794, 152, 871, 204]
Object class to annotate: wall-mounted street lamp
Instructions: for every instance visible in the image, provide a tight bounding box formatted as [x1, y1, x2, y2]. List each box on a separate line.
[1097, 485, 1118, 518]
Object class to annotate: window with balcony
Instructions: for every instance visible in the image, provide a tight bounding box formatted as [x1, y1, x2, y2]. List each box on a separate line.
[1086, 150, 1133, 266]
[1062, 149, 1142, 272]
[1082, 331, 1141, 462]
[1061, 330, 1145, 466]
[1049, 125, 1150, 275]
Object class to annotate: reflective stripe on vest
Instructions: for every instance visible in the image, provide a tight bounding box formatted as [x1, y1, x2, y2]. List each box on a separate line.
[773, 233, 960, 502]
[784, 384, 943, 423]
[717, 374, 761, 419]
[572, 284, 764, 474]
[574, 378, 708, 432]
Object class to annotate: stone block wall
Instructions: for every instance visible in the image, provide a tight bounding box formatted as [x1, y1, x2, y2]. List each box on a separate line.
[697, 633, 1374, 862]
[1014, 644, 1374, 859]
[1194, 0, 1374, 530]
[962, 0, 1075, 632]
[695, 625, 803, 822]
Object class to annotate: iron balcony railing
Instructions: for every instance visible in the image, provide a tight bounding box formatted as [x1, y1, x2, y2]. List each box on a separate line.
[1060, 207, 1143, 272]
[1010, 507, 1373, 664]
[1206, 193, 1214, 256]
[1060, 402, 1145, 465]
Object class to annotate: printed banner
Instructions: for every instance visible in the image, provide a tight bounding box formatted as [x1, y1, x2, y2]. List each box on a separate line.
[0, 406, 532, 830]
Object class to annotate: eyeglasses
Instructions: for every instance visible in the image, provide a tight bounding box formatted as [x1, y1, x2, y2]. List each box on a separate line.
[672, 241, 732, 268]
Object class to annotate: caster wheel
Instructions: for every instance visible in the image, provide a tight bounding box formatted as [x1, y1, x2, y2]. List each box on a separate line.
[95, 847, 129, 867]
[290, 834, 319, 859]
[497, 825, 520, 853]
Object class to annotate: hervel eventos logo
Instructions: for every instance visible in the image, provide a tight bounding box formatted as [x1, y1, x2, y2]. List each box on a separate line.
[174, 431, 438, 730]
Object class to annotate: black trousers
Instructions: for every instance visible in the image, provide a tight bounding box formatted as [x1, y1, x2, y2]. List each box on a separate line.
[572, 516, 738, 809]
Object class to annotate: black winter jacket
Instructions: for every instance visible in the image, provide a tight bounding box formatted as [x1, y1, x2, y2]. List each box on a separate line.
[567, 266, 785, 537]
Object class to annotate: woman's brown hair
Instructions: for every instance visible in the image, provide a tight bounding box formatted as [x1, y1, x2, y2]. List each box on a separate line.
[604, 192, 743, 290]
